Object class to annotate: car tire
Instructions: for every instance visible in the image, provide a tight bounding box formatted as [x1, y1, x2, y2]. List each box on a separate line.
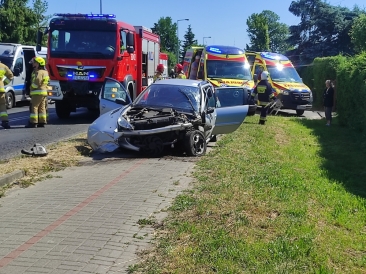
[296, 110, 305, 116]
[6, 92, 14, 109]
[184, 130, 207, 157]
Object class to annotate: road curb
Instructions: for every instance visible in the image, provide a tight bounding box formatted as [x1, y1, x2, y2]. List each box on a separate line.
[0, 170, 25, 188]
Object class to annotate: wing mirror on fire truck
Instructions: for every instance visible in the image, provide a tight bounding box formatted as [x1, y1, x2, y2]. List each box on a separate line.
[126, 32, 135, 54]
[36, 30, 43, 52]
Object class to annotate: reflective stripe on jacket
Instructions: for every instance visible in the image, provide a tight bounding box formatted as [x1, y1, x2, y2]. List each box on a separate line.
[0, 63, 14, 93]
[30, 69, 49, 96]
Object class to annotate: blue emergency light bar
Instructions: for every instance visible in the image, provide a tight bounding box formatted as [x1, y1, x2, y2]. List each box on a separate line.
[54, 13, 116, 19]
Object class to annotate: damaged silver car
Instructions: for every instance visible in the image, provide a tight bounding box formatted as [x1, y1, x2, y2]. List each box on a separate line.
[87, 77, 249, 157]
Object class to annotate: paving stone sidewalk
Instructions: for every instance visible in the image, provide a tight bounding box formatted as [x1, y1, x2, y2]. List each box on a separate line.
[0, 156, 196, 274]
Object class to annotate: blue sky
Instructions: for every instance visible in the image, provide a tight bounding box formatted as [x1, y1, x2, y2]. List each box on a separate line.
[46, 0, 366, 49]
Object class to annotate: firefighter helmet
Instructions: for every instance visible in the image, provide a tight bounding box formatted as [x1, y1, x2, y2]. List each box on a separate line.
[157, 64, 165, 73]
[30, 56, 46, 66]
[175, 64, 183, 72]
[261, 71, 269, 80]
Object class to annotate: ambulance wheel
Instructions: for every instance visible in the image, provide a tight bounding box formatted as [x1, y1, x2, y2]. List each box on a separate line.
[6, 92, 14, 109]
[296, 110, 305, 116]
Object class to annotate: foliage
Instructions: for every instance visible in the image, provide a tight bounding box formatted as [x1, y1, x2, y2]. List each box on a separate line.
[350, 14, 366, 52]
[165, 51, 177, 71]
[132, 115, 366, 273]
[300, 56, 347, 109]
[287, 0, 365, 66]
[246, 13, 270, 51]
[0, 0, 50, 45]
[180, 25, 197, 64]
[336, 52, 366, 131]
[0, 0, 37, 44]
[259, 10, 290, 53]
[152, 17, 178, 58]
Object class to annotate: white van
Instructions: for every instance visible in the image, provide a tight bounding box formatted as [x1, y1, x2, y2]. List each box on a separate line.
[0, 43, 47, 109]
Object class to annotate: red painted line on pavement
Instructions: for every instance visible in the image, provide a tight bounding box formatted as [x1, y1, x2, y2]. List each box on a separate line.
[0, 159, 147, 268]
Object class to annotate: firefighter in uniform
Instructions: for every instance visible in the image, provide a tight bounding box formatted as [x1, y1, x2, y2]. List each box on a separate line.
[0, 61, 14, 129]
[153, 64, 165, 83]
[175, 64, 187, 79]
[251, 71, 276, 125]
[26, 57, 49, 128]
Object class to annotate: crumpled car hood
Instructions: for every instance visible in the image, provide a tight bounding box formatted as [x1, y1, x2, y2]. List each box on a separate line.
[87, 107, 126, 153]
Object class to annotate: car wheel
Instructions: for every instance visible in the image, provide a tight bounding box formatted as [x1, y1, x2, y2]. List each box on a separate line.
[142, 136, 164, 157]
[184, 130, 207, 157]
[6, 92, 14, 109]
[296, 110, 305, 116]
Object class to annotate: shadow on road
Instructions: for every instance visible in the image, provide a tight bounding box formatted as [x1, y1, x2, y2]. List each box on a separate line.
[296, 117, 366, 198]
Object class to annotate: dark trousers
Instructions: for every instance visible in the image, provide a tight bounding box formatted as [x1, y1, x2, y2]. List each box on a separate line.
[324, 107, 332, 122]
[260, 106, 269, 121]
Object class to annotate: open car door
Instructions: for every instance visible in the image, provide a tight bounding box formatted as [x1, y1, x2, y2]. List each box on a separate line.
[99, 77, 132, 115]
[211, 87, 249, 135]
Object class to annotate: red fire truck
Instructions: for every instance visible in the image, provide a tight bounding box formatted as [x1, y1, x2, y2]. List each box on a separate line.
[36, 13, 164, 119]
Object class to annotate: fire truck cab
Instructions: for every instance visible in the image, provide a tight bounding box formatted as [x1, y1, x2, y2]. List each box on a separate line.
[37, 14, 162, 119]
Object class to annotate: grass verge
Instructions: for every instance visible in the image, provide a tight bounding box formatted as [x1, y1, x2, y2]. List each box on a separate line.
[0, 134, 92, 196]
[131, 115, 366, 274]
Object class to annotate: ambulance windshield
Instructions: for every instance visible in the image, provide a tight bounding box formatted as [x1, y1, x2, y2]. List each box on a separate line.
[206, 60, 252, 80]
[267, 65, 302, 83]
[49, 29, 117, 59]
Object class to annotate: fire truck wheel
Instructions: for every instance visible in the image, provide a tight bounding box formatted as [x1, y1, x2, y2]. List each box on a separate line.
[55, 101, 71, 119]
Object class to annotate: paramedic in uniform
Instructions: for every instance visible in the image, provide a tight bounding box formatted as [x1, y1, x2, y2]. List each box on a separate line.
[26, 57, 49, 128]
[251, 71, 276, 125]
[0, 61, 14, 129]
[153, 64, 165, 83]
[175, 64, 186, 79]
[189, 55, 200, 80]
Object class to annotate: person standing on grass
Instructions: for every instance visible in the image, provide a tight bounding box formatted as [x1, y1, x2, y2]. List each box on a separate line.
[323, 80, 335, 126]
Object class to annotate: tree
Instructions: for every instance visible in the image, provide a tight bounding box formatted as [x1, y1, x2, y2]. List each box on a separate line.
[350, 14, 366, 52]
[151, 16, 178, 63]
[28, 0, 51, 45]
[0, 0, 37, 44]
[246, 13, 270, 51]
[287, 0, 365, 65]
[260, 10, 290, 53]
[180, 25, 198, 64]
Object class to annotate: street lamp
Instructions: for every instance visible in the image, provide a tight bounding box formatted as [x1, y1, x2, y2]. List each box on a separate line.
[100, 0, 102, 13]
[203, 36, 211, 46]
[176, 18, 189, 64]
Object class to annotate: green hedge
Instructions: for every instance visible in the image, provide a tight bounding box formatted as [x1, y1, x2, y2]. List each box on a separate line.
[298, 53, 366, 131]
[336, 52, 366, 131]
[300, 56, 347, 109]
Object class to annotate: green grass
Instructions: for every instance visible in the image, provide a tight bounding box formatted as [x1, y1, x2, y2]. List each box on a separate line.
[132, 115, 366, 274]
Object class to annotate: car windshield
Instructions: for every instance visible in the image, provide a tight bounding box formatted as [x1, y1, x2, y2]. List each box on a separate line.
[207, 60, 252, 80]
[50, 29, 116, 59]
[134, 84, 201, 113]
[267, 65, 303, 83]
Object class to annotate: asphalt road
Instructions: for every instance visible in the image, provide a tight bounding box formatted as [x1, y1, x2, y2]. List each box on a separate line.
[0, 102, 324, 162]
[0, 102, 95, 161]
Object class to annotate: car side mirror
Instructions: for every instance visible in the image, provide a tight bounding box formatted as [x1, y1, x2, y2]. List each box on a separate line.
[253, 74, 258, 82]
[207, 107, 215, 114]
[115, 98, 129, 105]
[13, 68, 20, 77]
